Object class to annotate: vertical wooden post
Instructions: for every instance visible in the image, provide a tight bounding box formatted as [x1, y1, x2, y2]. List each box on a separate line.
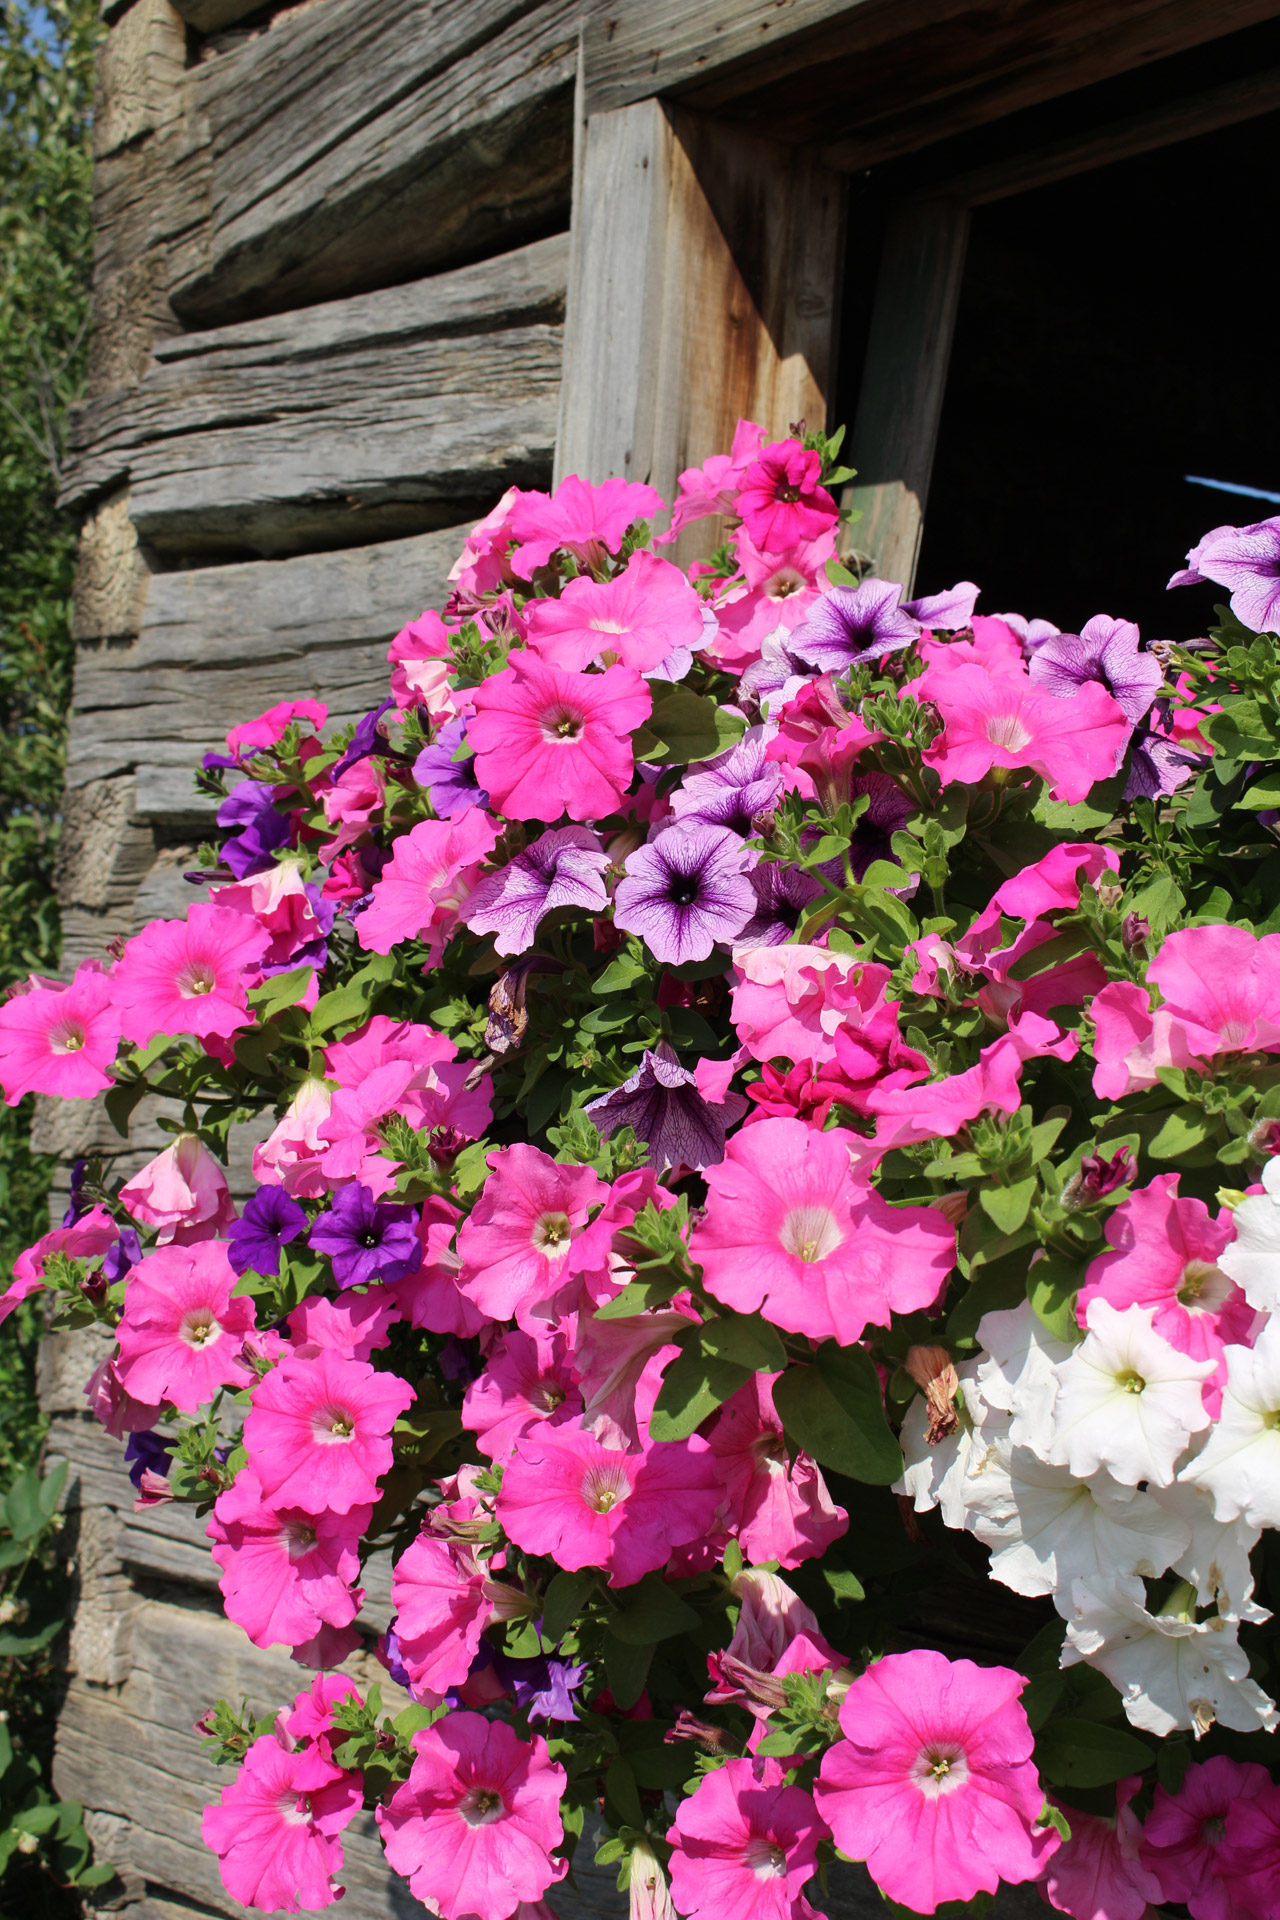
[556, 96, 845, 541]
[844, 196, 970, 591]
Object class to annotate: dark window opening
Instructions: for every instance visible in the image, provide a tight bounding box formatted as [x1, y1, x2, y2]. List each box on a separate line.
[914, 112, 1280, 639]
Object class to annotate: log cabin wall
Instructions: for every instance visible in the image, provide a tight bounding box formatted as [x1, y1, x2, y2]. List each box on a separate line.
[47, 3, 1280, 1915]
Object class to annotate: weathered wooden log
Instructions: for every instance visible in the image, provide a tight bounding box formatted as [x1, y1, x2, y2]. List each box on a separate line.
[65, 522, 469, 820]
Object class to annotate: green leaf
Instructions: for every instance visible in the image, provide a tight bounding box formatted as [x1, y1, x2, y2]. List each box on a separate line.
[75, 1861, 119, 1888]
[593, 1271, 685, 1319]
[542, 1567, 598, 1643]
[773, 1346, 902, 1485]
[602, 1756, 645, 1828]
[1149, 1108, 1213, 1159]
[104, 1076, 149, 1140]
[1034, 1718, 1154, 1789]
[822, 1567, 865, 1607]
[393, 1704, 441, 1742]
[308, 954, 396, 1038]
[1156, 1739, 1192, 1795]
[594, 952, 648, 994]
[608, 1575, 699, 1645]
[978, 1177, 1037, 1235]
[695, 1313, 786, 1372]
[0, 1617, 62, 1657]
[648, 1350, 751, 1442]
[602, 1632, 653, 1712]
[1027, 1248, 1083, 1341]
[246, 964, 313, 1021]
[636, 684, 746, 765]
[4, 1464, 55, 1542]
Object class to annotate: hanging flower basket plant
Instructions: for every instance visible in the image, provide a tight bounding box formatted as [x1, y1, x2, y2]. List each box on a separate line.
[6, 421, 1280, 1919]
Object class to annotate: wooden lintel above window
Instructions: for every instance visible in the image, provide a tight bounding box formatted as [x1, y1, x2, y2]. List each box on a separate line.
[584, 0, 1280, 164]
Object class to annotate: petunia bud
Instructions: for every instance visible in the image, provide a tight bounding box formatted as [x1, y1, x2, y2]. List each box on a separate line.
[1121, 911, 1149, 954]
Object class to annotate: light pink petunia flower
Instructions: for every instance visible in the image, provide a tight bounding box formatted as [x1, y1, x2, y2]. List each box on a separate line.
[507, 474, 664, 578]
[0, 964, 121, 1104]
[355, 807, 501, 960]
[389, 1528, 535, 1699]
[110, 903, 270, 1047]
[815, 1648, 1058, 1913]
[455, 1143, 611, 1328]
[119, 1133, 237, 1246]
[375, 1711, 567, 1920]
[666, 1755, 831, 1920]
[207, 1468, 369, 1653]
[917, 658, 1130, 803]
[525, 550, 705, 673]
[709, 1373, 847, 1570]
[691, 1117, 955, 1345]
[115, 1240, 256, 1413]
[468, 654, 651, 824]
[497, 1418, 721, 1588]
[1040, 1775, 1164, 1920]
[242, 1347, 415, 1516]
[729, 946, 893, 1069]
[201, 1730, 361, 1913]
[3, 1203, 123, 1325]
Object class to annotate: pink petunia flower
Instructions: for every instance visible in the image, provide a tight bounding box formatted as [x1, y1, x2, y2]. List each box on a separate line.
[207, 1468, 369, 1653]
[252, 1077, 332, 1198]
[1041, 1775, 1164, 1920]
[4, 1202, 123, 1325]
[115, 1241, 256, 1413]
[468, 654, 651, 823]
[815, 1648, 1058, 1913]
[224, 698, 328, 759]
[1092, 923, 1280, 1098]
[917, 658, 1130, 803]
[119, 1133, 236, 1246]
[201, 1729, 361, 1913]
[659, 418, 765, 544]
[387, 606, 457, 713]
[388, 1196, 490, 1337]
[376, 1711, 567, 1920]
[497, 1418, 721, 1587]
[242, 1347, 415, 1516]
[0, 965, 121, 1104]
[692, 1117, 955, 1344]
[286, 1288, 400, 1361]
[317, 755, 385, 859]
[525, 550, 704, 674]
[666, 1755, 831, 1920]
[508, 474, 664, 579]
[710, 1373, 847, 1569]
[1140, 1754, 1271, 1920]
[461, 1326, 582, 1463]
[736, 440, 837, 553]
[455, 1144, 611, 1328]
[390, 1529, 533, 1699]
[355, 807, 500, 960]
[1216, 1779, 1280, 1920]
[111, 903, 271, 1047]
[83, 1355, 163, 1438]
[1078, 1174, 1255, 1414]
[729, 946, 898, 1069]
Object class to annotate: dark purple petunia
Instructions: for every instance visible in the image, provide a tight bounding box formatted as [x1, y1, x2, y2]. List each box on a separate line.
[216, 780, 291, 879]
[227, 1185, 309, 1278]
[332, 697, 396, 780]
[308, 1181, 419, 1289]
[412, 716, 491, 818]
[735, 862, 824, 947]
[379, 1622, 414, 1693]
[613, 825, 757, 965]
[1123, 714, 1203, 801]
[585, 1041, 749, 1174]
[61, 1158, 89, 1226]
[503, 1650, 588, 1723]
[125, 1429, 172, 1492]
[844, 771, 914, 882]
[1028, 614, 1163, 726]
[101, 1226, 142, 1286]
[460, 825, 610, 956]
[669, 728, 783, 838]
[788, 578, 920, 674]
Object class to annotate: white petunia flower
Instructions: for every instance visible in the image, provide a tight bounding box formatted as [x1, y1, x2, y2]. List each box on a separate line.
[895, 1364, 1010, 1530]
[1063, 1573, 1278, 1738]
[1149, 1469, 1263, 1617]
[975, 1298, 1073, 1459]
[1045, 1299, 1214, 1487]
[1179, 1314, 1280, 1527]
[965, 1447, 1190, 1611]
[1219, 1155, 1280, 1311]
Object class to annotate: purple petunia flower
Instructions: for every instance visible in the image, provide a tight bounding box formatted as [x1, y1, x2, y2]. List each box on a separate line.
[613, 825, 757, 965]
[412, 716, 491, 818]
[994, 610, 1061, 659]
[101, 1226, 142, 1286]
[1169, 515, 1280, 634]
[308, 1182, 419, 1289]
[735, 862, 824, 946]
[460, 825, 610, 956]
[789, 578, 920, 674]
[585, 1041, 749, 1173]
[332, 697, 396, 779]
[125, 1429, 172, 1492]
[216, 780, 291, 879]
[61, 1158, 89, 1226]
[1123, 714, 1204, 801]
[902, 579, 980, 630]
[1028, 614, 1163, 726]
[845, 771, 914, 881]
[736, 630, 814, 714]
[669, 728, 783, 837]
[227, 1186, 309, 1278]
